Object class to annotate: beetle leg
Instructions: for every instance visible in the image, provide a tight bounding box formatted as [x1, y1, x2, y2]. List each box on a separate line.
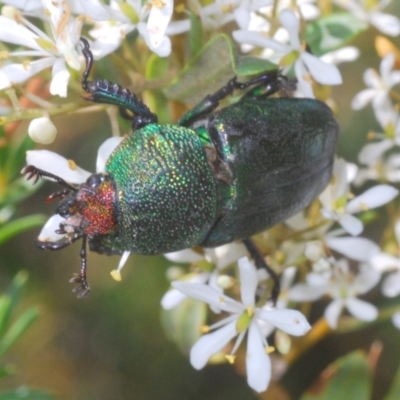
[243, 238, 280, 306]
[69, 235, 91, 298]
[178, 70, 285, 127]
[79, 37, 157, 130]
[22, 165, 77, 191]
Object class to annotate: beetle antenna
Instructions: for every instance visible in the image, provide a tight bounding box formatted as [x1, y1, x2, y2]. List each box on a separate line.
[22, 165, 77, 191]
[69, 235, 91, 298]
[243, 238, 280, 305]
[80, 37, 94, 93]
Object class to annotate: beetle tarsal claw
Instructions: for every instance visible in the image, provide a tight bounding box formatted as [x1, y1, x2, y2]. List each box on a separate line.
[69, 273, 90, 298]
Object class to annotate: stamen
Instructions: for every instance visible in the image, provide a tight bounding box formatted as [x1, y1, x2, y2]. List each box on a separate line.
[110, 251, 130, 281]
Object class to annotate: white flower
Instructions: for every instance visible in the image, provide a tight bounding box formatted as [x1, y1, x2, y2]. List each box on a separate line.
[352, 53, 400, 127]
[172, 257, 311, 393]
[161, 243, 247, 311]
[233, 8, 342, 97]
[0, 1, 84, 97]
[370, 220, 400, 298]
[88, 0, 189, 58]
[319, 158, 398, 235]
[333, 0, 400, 36]
[289, 258, 380, 329]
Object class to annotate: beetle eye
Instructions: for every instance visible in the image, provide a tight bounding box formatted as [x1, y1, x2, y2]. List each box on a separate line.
[86, 173, 104, 187]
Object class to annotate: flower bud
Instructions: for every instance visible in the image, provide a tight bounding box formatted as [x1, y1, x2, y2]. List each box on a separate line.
[28, 117, 57, 144]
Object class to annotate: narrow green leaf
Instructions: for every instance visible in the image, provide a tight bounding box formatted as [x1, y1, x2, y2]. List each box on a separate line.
[0, 215, 45, 246]
[8, 271, 29, 318]
[0, 297, 12, 339]
[384, 361, 400, 400]
[188, 10, 203, 58]
[161, 298, 206, 354]
[145, 55, 170, 123]
[6, 135, 34, 182]
[306, 13, 368, 56]
[300, 351, 371, 400]
[0, 308, 39, 358]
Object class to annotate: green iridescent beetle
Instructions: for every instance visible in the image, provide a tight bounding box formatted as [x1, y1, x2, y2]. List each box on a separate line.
[23, 38, 339, 298]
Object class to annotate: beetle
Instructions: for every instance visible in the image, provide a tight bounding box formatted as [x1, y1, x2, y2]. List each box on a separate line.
[23, 38, 339, 299]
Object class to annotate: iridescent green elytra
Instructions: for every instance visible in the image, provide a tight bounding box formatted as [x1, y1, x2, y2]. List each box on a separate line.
[25, 38, 338, 297]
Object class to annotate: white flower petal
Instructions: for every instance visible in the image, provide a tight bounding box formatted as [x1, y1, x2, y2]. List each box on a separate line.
[38, 214, 66, 241]
[352, 265, 381, 294]
[232, 30, 289, 53]
[160, 288, 189, 310]
[238, 257, 258, 307]
[346, 298, 378, 322]
[164, 248, 204, 263]
[146, 0, 173, 49]
[294, 59, 314, 98]
[351, 88, 377, 110]
[279, 9, 301, 49]
[382, 272, 400, 297]
[338, 214, 363, 236]
[370, 12, 400, 37]
[301, 52, 342, 85]
[26, 150, 91, 184]
[246, 321, 271, 393]
[0, 58, 54, 90]
[346, 185, 398, 214]
[324, 299, 343, 329]
[288, 283, 326, 301]
[161, 272, 210, 309]
[392, 312, 400, 330]
[49, 58, 70, 97]
[326, 237, 380, 262]
[358, 140, 393, 166]
[369, 253, 400, 272]
[190, 320, 237, 369]
[171, 282, 242, 313]
[257, 309, 311, 336]
[96, 137, 123, 173]
[0, 15, 43, 49]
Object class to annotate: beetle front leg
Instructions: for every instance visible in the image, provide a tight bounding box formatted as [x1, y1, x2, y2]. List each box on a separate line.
[80, 37, 157, 130]
[243, 238, 280, 305]
[69, 235, 90, 298]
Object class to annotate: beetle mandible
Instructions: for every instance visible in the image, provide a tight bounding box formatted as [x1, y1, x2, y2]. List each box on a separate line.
[23, 38, 339, 299]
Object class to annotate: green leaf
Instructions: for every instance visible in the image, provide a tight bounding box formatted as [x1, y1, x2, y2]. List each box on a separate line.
[0, 215, 45, 246]
[165, 34, 276, 104]
[306, 13, 368, 56]
[0, 387, 55, 400]
[0, 308, 39, 359]
[1, 178, 43, 208]
[0, 297, 12, 339]
[161, 298, 206, 354]
[0, 364, 16, 380]
[384, 361, 400, 400]
[0, 271, 29, 340]
[145, 55, 170, 123]
[188, 10, 203, 58]
[5, 135, 34, 182]
[300, 351, 371, 400]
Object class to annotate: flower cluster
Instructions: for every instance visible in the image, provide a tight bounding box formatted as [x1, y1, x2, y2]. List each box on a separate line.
[3, 0, 400, 396]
